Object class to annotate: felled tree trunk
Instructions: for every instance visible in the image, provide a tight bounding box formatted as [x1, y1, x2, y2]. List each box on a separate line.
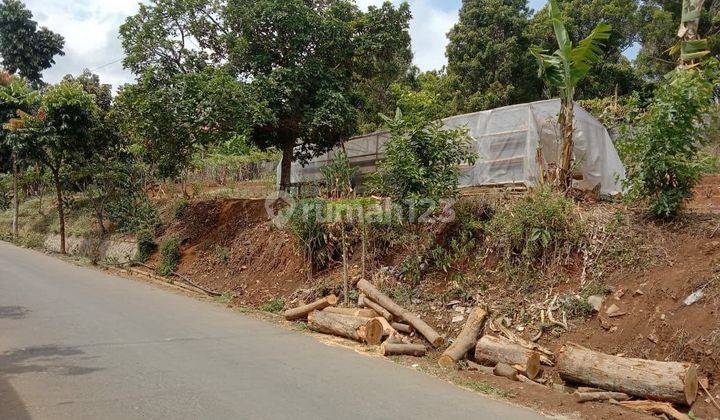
[493, 363, 519, 381]
[308, 310, 383, 345]
[283, 295, 338, 321]
[391, 322, 413, 334]
[574, 391, 630, 403]
[474, 335, 541, 379]
[439, 307, 487, 368]
[359, 294, 393, 322]
[557, 342, 698, 405]
[357, 279, 444, 347]
[324, 307, 378, 318]
[380, 342, 426, 357]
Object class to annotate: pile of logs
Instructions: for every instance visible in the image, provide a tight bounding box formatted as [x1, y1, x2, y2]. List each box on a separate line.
[282, 284, 701, 419]
[282, 280, 446, 356]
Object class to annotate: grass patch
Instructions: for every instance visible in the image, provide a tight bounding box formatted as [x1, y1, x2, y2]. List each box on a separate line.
[260, 298, 285, 313]
[215, 291, 236, 304]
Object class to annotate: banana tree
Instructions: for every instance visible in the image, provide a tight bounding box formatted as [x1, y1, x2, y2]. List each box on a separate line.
[530, 0, 611, 191]
[676, 0, 710, 66]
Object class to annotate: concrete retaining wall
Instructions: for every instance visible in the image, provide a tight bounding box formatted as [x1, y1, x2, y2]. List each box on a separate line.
[44, 235, 137, 264]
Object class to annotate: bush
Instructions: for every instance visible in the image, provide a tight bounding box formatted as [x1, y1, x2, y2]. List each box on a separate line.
[107, 191, 160, 233]
[619, 62, 719, 219]
[486, 189, 584, 271]
[320, 151, 358, 198]
[136, 229, 156, 262]
[370, 109, 477, 201]
[157, 238, 180, 276]
[172, 198, 189, 219]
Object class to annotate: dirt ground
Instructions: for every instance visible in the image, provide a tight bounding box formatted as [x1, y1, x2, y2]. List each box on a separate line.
[143, 177, 720, 419]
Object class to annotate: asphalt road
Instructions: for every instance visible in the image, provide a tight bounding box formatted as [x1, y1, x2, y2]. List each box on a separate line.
[0, 241, 545, 420]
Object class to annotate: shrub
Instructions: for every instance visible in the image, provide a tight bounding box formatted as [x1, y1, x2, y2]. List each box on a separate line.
[286, 198, 332, 272]
[260, 298, 284, 313]
[619, 62, 719, 219]
[370, 109, 477, 202]
[320, 151, 358, 198]
[172, 198, 189, 219]
[136, 229, 156, 262]
[107, 191, 160, 233]
[157, 238, 180, 276]
[486, 189, 584, 271]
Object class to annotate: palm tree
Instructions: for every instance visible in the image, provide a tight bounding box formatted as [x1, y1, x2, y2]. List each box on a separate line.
[530, 0, 611, 191]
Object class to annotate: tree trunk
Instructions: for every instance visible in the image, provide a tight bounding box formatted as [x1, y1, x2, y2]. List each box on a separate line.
[52, 169, 66, 255]
[474, 335, 542, 379]
[283, 294, 338, 321]
[558, 97, 575, 192]
[574, 391, 630, 403]
[439, 307, 487, 368]
[323, 307, 378, 318]
[307, 310, 383, 345]
[12, 152, 18, 238]
[358, 294, 394, 322]
[391, 322, 413, 334]
[493, 362, 519, 381]
[279, 141, 293, 192]
[357, 279, 445, 347]
[556, 342, 698, 405]
[380, 342, 426, 357]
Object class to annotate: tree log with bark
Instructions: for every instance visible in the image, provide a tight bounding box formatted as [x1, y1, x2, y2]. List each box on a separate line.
[357, 279, 445, 347]
[380, 342, 427, 357]
[308, 310, 383, 345]
[438, 307, 487, 368]
[283, 295, 338, 321]
[474, 335, 541, 379]
[557, 342, 698, 405]
[358, 294, 393, 322]
[324, 307, 379, 318]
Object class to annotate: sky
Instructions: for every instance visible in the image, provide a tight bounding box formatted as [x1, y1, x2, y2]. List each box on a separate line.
[26, 0, 632, 90]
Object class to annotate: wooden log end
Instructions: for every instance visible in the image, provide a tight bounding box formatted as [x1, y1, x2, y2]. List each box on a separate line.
[326, 294, 339, 306]
[526, 352, 541, 380]
[494, 362, 519, 381]
[364, 318, 384, 345]
[438, 355, 456, 369]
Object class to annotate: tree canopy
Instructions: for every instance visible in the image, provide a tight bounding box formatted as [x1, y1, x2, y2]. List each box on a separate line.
[0, 0, 64, 84]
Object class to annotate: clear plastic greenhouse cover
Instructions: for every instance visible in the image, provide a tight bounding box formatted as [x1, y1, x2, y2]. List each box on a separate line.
[286, 99, 626, 195]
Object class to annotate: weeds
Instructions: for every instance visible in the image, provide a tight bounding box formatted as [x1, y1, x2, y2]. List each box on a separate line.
[136, 229, 156, 262]
[260, 298, 285, 313]
[173, 198, 190, 219]
[216, 291, 235, 304]
[157, 238, 180, 276]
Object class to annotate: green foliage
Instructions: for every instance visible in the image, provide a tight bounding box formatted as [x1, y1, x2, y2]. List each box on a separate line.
[136, 229, 156, 263]
[173, 198, 189, 220]
[287, 198, 333, 272]
[446, 0, 540, 113]
[486, 189, 585, 272]
[320, 151, 358, 199]
[370, 110, 477, 201]
[620, 63, 719, 219]
[260, 298, 285, 314]
[0, 0, 64, 84]
[157, 238, 180, 277]
[216, 291, 235, 305]
[390, 70, 453, 124]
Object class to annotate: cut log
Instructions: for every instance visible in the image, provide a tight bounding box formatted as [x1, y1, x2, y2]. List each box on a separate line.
[307, 310, 383, 345]
[283, 294, 338, 321]
[358, 294, 393, 322]
[439, 307, 488, 368]
[517, 375, 546, 387]
[384, 333, 409, 345]
[466, 360, 495, 375]
[574, 391, 630, 403]
[557, 342, 698, 406]
[374, 317, 397, 337]
[357, 279, 445, 347]
[493, 363, 519, 381]
[577, 386, 604, 393]
[474, 335, 542, 380]
[618, 400, 690, 420]
[380, 342, 427, 357]
[391, 322, 413, 334]
[324, 306, 379, 318]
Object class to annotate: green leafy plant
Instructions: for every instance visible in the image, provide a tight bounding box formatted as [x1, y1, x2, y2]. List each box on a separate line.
[486, 188, 585, 274]
[530, 0, 611, 190]
[370, 109, 477, 202]
[260, 298, 284, 314]
[173, 198, 189, 219]
[620, 61, 719, 219]
[136, 229, 156, 263]
[157, 238, 180, 276]
[320, 150, 358, 199]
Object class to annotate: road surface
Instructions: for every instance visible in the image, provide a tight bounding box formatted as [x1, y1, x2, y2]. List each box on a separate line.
[0, 241, 545, 419]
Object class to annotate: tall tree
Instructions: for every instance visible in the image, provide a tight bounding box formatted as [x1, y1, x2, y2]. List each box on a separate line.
[527, 0, 642, 98]
[0, 0, 64, 84]
[120, 0, 412, 191]
[446, 0, 540, 113]
[0, 71, 38, 237]
[10, 81, 98, 253]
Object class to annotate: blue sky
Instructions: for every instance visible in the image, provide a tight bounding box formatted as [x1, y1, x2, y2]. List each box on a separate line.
[25, 0, 635, 89]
